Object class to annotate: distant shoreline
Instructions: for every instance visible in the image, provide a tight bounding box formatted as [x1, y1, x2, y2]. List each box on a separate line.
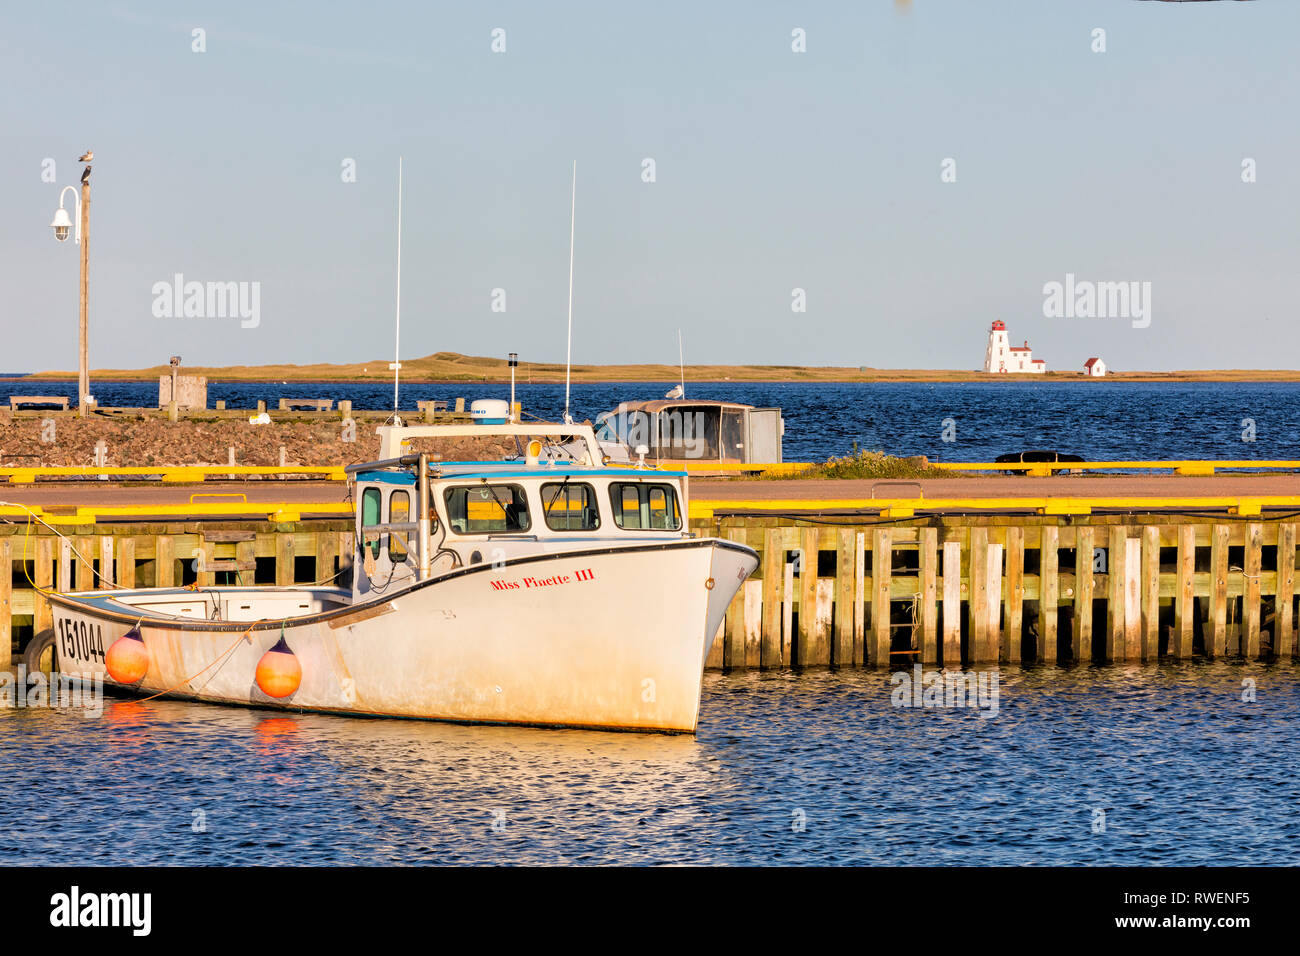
[9, 351, 1300, 385]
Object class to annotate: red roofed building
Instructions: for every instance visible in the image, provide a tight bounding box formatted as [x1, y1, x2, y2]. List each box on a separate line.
[984, 322, 1047, 373]
[1084, 357, 1106, 377]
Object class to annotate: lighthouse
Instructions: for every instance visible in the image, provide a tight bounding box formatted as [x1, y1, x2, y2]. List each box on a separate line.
[984, 320, 1010, 372]
[983, 320, 1046, 374]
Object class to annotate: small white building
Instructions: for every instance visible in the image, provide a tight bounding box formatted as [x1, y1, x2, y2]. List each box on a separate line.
[983, 320, 1046, 374]
[1084, 357, 1106, 377]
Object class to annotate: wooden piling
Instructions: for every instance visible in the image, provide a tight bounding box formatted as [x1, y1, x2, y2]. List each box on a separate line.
[1175, 525, 1195, 658]
[724, 530, 748, 668]
[117, 537, 135, 589]
[34, 536, 53, 643]
[760, 528, 782, 668]
[156, 535, 175, 588]
[1123, 534, 1142, 660]
[1210, 525, 1229, 657]
[75, 536, 93, 591]
[853, 531, 866, 664]
[798, 527, 821, 665]
[782, 552, 795, 667]
[1075, 527, 1094, 661]
[919, 527, 938, 664]
[99, 536, 114, 588]
[275, 533, 294, 587]
[942, 539, 961, 666]
[871, 529, 892, 666]
[1040, 526, 1058, 663]
[1278, 523, 1295, 659]
[237, 539, 256, 586]
[744, 579, 762, 668]
[1141, 526, 1160, 660]
[58, 539, 72, 592]
[1106, 527, 1125, 661]
[834, 529, 854, 666]
[1004, 527, 1023, 662]
[969, 527, 990, 662]
[0, 539, 11, 668]
[1244, 523, 1262, 658]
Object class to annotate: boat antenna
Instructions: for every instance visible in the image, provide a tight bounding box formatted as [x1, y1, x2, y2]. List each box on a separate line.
[678, 328, 685, 400]
[392, 155, 403, 424]
[563, 160, 576, 425]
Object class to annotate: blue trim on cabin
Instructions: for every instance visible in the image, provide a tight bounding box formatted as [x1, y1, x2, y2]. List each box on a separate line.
[437, 468, 688, 480]
[356, 471, 417, 485]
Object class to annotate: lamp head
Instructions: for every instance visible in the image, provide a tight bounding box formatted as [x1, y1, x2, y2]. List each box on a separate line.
[51, 206, 72, 242]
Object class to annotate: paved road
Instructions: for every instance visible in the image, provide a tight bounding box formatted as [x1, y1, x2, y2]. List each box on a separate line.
[3, 473, 1300, 515]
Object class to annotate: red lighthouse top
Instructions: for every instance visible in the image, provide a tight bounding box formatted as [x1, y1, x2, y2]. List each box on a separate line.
[991, 320, 1006, 331]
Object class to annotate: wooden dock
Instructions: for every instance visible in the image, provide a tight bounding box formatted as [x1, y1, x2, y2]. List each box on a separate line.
[0, 520, 352, 669]
[3, 479, 1300, 671]
[697, 511, 1298, 669]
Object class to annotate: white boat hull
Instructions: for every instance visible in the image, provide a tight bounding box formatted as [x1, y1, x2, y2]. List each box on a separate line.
[48, 539, 756, 734]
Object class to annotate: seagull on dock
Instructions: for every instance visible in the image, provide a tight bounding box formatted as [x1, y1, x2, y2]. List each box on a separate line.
[78, 150, 93, 162]
[665, 384, 684, 399]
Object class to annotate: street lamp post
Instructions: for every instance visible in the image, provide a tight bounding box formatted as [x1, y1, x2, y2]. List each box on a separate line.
[50, 152, 92, 415]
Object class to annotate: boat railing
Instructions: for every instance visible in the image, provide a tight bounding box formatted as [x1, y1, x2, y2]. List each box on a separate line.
[359, 521, 420, 540]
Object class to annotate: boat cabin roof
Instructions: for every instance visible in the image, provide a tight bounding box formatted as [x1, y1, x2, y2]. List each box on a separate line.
[601, 399, 755, 416]
[355, 461, 687, 484]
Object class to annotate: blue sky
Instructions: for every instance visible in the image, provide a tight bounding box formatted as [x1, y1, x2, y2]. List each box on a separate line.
[2, 0, 1296, 373]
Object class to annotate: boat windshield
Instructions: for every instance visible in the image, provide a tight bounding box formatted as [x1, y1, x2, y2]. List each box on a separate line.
[444, 484, 531, 534]
[609, 482, 682, 531]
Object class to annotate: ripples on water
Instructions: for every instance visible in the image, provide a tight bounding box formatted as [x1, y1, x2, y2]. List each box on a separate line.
[16, 379, 1300, 462]
[1, 663, 1296, 865]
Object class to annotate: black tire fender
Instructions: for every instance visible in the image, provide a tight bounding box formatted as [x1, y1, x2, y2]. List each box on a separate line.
[23, 628, 57, 673]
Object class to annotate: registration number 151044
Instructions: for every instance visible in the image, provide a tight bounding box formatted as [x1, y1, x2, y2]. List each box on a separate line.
[58, 618, 106, 666]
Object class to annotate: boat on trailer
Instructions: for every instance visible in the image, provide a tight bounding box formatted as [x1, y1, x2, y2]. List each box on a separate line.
[45, 422, 758, 733]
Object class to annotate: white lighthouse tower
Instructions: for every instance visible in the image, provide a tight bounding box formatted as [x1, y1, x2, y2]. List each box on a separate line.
[983, 320, 1046, 373]
[984, 320, 1010, 373]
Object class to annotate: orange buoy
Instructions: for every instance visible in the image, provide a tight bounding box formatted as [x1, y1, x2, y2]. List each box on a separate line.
[255, 636, 302, 699]
[105, 627, 149, 684]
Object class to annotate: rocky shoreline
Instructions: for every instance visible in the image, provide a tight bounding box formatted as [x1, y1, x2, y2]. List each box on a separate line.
[0, 418, 520, 468]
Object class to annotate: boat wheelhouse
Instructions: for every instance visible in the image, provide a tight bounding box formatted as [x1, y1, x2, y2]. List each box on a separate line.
[594, 399, 784, 467]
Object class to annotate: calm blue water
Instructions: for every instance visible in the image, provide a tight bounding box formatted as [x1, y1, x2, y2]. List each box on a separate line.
[4, 378, 1298, 462]
[1, 663, 1295, 865]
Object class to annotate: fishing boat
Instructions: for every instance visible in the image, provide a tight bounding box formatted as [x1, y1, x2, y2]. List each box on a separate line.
[43, 422, 758, 734]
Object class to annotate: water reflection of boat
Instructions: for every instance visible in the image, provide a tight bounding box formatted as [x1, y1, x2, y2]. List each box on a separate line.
[44, 422, 757, 734]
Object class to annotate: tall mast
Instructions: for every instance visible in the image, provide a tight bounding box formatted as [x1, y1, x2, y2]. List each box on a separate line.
[563, 160, 576, 424]
[678, 329, 685, 399]
[393, 156, 403, 420]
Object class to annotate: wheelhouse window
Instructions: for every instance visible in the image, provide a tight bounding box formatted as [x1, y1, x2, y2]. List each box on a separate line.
[609, 482, 682, 531]
[444, 484, 531, 534]
[360, 487, 382, 558]
[541, 482, 600, 531]
[389, 490, 411, 560]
